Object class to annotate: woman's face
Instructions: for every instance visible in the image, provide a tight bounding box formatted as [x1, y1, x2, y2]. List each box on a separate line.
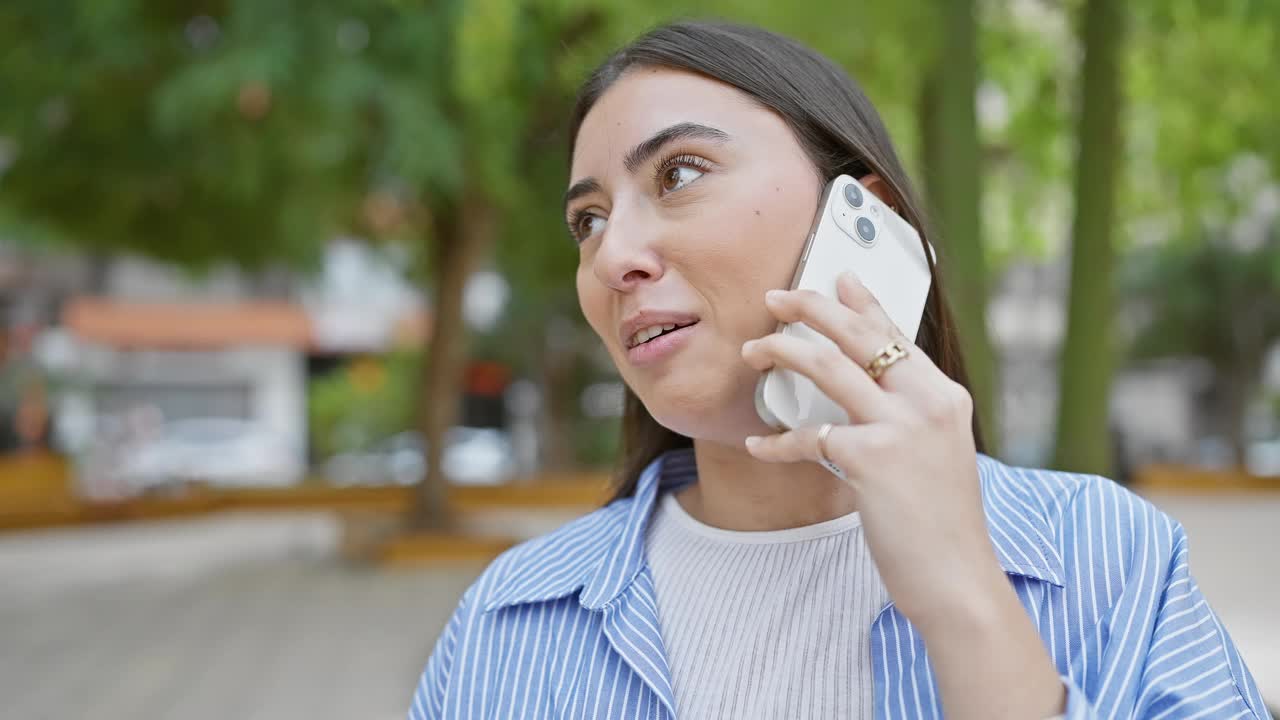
[568, 67, 822, 444]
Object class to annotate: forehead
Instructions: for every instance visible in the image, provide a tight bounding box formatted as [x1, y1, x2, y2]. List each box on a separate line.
[569, 67, 780, 180]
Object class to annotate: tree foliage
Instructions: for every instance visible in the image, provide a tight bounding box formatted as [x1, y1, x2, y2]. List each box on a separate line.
[1, 0, 1276, 486]
[1, 2, 439, 269]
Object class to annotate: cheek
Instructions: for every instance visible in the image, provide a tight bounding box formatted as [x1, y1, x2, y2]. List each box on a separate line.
[739, 182, 816, 277]
[577, 261, 634, 375]
[672, 183, 815, 332]
[701, 181, 811, 270]
[575, 262, 608, 338]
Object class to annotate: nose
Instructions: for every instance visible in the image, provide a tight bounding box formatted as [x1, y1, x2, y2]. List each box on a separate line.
[592, 208, 665, 292]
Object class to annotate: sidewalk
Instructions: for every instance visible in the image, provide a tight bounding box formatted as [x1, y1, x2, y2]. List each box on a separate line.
[0, 513, 484, 720]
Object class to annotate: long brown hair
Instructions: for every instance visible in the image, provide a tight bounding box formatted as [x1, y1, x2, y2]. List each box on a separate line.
[567, 20, 985, 504]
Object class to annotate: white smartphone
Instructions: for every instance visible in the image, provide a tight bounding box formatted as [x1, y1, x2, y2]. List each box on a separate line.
[754, 174, 935, 431]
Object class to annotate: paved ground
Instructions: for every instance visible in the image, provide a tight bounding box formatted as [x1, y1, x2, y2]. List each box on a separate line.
[0, 513, 483, 720]
[0, 493, 1275, 719]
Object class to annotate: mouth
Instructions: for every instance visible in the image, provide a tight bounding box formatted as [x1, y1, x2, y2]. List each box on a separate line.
[625, 320, 700, 350]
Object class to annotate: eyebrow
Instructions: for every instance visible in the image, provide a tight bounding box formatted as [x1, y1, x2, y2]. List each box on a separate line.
[562, 122, 732, 216]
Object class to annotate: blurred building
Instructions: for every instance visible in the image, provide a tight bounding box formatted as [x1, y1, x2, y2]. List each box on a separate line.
[1, 239, 431, 496]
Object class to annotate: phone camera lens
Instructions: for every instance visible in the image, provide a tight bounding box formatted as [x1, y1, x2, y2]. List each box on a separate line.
[856, 216, 876, 243]
[843, 184, 864, 208]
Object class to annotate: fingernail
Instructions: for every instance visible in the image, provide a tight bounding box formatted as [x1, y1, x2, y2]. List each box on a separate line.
[742, 339, 756, 351]
[765, 289, 783, 303]
[744, 436, 761, 449]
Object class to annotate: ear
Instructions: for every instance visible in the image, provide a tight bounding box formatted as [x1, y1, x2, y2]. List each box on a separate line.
[856, 173, 899, 212]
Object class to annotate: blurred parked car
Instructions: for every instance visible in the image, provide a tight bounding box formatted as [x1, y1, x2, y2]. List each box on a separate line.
[441, 427, 517, 485]
[321, 427, 515, 487]
[322, 430, 425, 487]
[1247, 439, 1280, 477]
[111, 417, 303, 492]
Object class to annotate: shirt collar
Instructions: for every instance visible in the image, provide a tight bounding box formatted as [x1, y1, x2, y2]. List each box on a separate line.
[483, 448, 1063, 614]
[481, 449, 696, 614]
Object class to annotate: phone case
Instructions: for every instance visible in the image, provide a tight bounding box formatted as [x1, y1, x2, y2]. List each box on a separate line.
[754, 175, 935, 431]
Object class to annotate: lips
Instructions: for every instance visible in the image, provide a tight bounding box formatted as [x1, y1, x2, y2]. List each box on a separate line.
[624, 320, 698, 366]
[628, 320, 698, 348]
[619, 311, 701, 350]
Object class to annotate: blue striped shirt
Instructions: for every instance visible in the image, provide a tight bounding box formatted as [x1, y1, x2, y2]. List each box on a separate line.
[409, 448, 1272, 719]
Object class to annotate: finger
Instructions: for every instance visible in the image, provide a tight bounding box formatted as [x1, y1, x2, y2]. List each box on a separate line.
[765, 282, 929, 398]
[764, 287, 891, 369]
[743, 424, 824, 464]
[741, 332, 892, 424]
[834, 271, 907, 343]
[744, 422, 890, 489]
[832, 272, 937, 394]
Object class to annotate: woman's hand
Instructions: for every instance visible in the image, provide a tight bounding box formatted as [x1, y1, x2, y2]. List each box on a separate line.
[740, 270, 1000, 627]
[740, 271, 1066, 720]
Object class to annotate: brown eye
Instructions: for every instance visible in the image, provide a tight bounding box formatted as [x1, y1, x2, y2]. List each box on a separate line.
[659, 165, 704, 194]
[574, 213, 605, 241]
[661, 166, 681, 192]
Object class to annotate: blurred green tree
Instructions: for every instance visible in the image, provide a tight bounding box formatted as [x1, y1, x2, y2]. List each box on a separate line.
[1053, 0, 1128, 476]
[1122, 219, 1280, 469]
[918, 0, 1000, 452]
[1125, 0, 1280, 228]
[1054, 0, 1280, 475]
[0, 0, 606, 529]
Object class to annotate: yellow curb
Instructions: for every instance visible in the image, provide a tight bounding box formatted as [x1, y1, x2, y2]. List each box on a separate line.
[0, 473, 613, 532]
[0, 494, 224, 531]
[1132, 464, 1280, 493]
[377, 533, 520, 568]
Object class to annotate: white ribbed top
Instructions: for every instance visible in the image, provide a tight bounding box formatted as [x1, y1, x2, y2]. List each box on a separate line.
[644, 489, 890, 719]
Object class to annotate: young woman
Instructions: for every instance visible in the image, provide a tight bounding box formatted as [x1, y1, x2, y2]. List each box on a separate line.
[409, 20, 1271, 720]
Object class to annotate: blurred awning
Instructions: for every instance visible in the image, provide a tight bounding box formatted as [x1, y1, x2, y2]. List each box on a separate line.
[62, 297, 429, 352]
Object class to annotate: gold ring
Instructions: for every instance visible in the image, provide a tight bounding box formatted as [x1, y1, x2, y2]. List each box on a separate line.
[816, 422, 835, 465]
[866, 340, 909, 380]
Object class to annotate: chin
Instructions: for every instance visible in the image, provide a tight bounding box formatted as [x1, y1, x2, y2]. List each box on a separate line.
[636, 367, 769, 445]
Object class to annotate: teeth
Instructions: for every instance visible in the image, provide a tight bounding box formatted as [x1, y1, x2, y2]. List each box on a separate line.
[630, 323, 679, 348]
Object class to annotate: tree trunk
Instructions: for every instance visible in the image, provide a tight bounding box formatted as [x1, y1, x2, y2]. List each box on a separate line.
[1052, 0, 1126, 475]
[919, 0, 1000, 453]
[409, 192, 498, 530]
[1215, 341, 1261, 470]
[541, 339, 577, 472]
[1219, 371, 1252, 470]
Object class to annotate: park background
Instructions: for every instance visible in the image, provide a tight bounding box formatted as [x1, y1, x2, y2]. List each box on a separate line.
[0, 0, 1277, 717]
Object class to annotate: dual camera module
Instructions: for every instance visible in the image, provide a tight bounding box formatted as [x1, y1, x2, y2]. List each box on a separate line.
[839, 183, 878, 245]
